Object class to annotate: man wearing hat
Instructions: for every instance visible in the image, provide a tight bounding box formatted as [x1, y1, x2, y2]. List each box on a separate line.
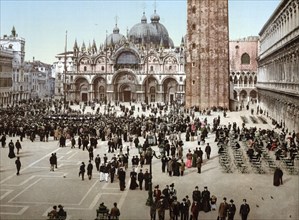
[154, 185, 161, 203]
[48, 205, 58, 219]
[218, 197, 228, 220]
[57, 204, 67, 220]
[180, 198, 189, 220]
[137, 169, 144, 190]
[239, 199, 250, 220]
[228, 199, 236, 220]
[202, 186, 211, 212]
[192, 186, 201, 209]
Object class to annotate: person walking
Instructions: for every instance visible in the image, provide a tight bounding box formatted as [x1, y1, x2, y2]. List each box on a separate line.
[218, 197, 229, 220]
[15, 140, 22, 154]
[57, 204, 67, 220]
[144, 169, 150, 191]
[79, 162, 85, 180]
[180, 198, 189, 220]
[191, 200, 200, 220]
[15, 157, 21, 175]
[228, 199, 236, 220]
[8, 140, 16, 159]
[273, 167, 283, 186]
[87, 160, 93, 180]
[95, 154, 101, 171]
[205, 143, 211, 159]
[196, 156, 202, 173]
[138, 169, 144, 190]
[1, 134, 6, 148]
[71, 136, 76, 149]
[109, 202, 120, 220]
[53, 153, 58, 169]
[49, 153, 55, 171]
[118, 168, 126, 191]
[239, 199, 250, 220]
[48, 205, 58, 219]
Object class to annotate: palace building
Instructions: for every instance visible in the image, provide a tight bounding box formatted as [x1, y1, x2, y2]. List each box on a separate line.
[257, 0, 299, 131]
[54, 10, 186, 104]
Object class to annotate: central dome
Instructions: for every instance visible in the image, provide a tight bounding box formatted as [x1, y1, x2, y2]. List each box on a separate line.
[128, 11, 174, 48]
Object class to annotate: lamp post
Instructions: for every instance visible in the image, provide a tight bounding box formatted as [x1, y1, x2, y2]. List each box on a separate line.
[145, 147, 163, 206]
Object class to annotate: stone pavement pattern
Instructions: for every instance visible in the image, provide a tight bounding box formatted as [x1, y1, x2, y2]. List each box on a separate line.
[0, 103, 298, 220]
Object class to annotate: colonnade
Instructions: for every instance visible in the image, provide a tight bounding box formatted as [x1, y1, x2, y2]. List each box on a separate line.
[260, 0, 299, 55]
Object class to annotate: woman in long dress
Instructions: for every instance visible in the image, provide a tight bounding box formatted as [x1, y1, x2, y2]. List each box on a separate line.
[8, 140, 16, 159]
[273, 167, 283, 186]
[186, 150, 193, 168]
[129, 169, 138, 190]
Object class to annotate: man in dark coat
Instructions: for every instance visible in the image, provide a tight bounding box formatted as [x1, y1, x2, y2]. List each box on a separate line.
[118, 168, 126, 191]
[87, 160, 93, 180]
[49, 153, 55, 171]
[273, 167, 283, 186]
[57, 204, 67, 220]
[15, 140, 22, 154]
[95, 154, 101, 171]
[138, 169, 144, 190]
[205, 143, 211, 159]
[239, 199, 250, 220]
[228, 199, 236, 220]
[144, 169, 150, 191]
[1, 134, 6, 148]
[192, 186, 201, 207]
[79, 162, 85, 180]
[15, 157, 21, 175]
[180, 198, 189, 220]
[202, 186, 211, 212]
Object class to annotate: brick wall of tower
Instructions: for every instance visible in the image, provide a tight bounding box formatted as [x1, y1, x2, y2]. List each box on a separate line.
[185, 0, 229, 109]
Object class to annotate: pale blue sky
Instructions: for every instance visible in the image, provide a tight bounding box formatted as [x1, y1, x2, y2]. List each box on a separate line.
[0, 0, 280, 64]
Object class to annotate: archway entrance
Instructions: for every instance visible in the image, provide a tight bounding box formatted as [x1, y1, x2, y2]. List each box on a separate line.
[113, 72, 137, 102]
[81, 93, 88, 102]
[74, 77, 89, 102]
[163, 77, 179, 104]
[120, 85, 132, 102]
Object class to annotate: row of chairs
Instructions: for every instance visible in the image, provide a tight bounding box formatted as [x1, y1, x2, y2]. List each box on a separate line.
[218, 145, 233, 173]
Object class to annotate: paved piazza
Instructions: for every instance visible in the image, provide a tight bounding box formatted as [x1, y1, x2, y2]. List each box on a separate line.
[0, 103, 298, 220]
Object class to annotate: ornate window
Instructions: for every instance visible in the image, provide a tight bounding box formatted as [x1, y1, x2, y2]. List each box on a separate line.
[241, 53, 250, 64]
[192, 6, 196, 14]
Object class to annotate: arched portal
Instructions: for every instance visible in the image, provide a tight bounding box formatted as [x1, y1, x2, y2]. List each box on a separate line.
[74, 77, 89, 102]
[93, 77, 106, 102]
[113, 72, 137, 102]
[239, 90, 248, 102]
[144, 76, 159, 103]
[162, 77, 179, 103]
[119, 84, 132, 102]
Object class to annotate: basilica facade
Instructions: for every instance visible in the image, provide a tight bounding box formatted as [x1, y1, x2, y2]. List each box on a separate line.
[54, 11, 186, 104]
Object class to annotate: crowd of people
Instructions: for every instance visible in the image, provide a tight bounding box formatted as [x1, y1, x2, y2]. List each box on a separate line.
[1, 98, 298, 220]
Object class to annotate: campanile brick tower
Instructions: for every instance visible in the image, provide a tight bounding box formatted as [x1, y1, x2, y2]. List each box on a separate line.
[185, 0, 230, 109]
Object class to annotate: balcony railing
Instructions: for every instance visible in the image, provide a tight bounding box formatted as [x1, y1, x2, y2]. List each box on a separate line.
[256, 82, 299, 96]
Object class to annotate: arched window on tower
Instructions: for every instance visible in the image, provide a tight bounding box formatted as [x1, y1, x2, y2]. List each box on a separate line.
[84, 66, 87, 71]
[192, 6, 196, 14]
[241, 53, 250, 64]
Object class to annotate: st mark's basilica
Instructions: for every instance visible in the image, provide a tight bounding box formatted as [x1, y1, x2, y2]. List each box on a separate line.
[54, 10, 186, 104]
